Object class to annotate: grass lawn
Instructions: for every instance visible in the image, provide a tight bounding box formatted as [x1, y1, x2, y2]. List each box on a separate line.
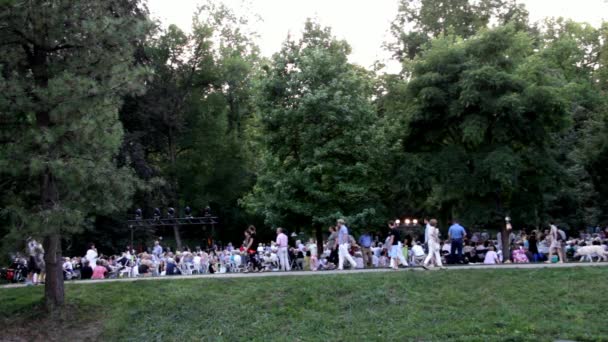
[1, 267, 607, 341]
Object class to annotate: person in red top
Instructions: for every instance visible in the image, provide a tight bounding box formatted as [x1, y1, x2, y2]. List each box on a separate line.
[91, 260, 107, 279]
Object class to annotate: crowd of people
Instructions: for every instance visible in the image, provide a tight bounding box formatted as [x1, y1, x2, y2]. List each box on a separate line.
[4, 219, 608, 284]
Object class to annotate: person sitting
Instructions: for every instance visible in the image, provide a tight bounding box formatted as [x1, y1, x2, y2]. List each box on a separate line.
[165, 257, 181, 276]
[81, 260, 93, 279]
[483, 246, 501, 265]
[62, 257, 74, 280]
[91, 260, 107, 279]
[475, 241, 488, 263]
[463, 241, 476, 263]
[410, 242, 426, 266]
[512, 244, 529, 263]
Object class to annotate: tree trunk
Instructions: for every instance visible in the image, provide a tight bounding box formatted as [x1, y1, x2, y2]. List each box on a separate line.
[501, 226, 510, 262]
[173, 224, 183, 251]
[41, 169, 64, 311]
[167, 128, 183, 251]
[315, 225, 323, 258]
[43, 233, 64, 311]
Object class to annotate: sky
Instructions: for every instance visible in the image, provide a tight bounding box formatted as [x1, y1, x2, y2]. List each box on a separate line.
[147, 0, 608, 71]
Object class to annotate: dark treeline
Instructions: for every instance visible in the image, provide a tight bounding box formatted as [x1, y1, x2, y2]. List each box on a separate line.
[1, 0, 607, 309]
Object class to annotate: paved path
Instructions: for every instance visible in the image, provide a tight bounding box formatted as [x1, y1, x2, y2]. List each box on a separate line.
[2, 262, 607, 289]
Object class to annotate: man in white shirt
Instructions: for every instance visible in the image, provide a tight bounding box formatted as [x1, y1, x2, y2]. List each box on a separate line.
[335, 219, 357, 270]
[424, 218, 432, 248]
[276, 228, 290, 271]
[423, 219, 446, 270]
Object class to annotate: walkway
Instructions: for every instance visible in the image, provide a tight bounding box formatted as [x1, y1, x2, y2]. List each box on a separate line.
[2, 262, 606, 289]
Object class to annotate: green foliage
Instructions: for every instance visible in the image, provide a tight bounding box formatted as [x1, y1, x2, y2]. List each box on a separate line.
[244, 20, 388, 231]
[0, 0, 151, 249]
[392, 26, 569, 226]
[118, 1, 260, 246]
[387, 0, 531, 62]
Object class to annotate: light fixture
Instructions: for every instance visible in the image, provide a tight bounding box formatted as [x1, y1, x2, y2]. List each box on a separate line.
[184, 206, 193, 218]
[405, 219, 411, 225]
[167, 207, 175, 219]
[153, 208, 161, 220]
[395, 219, 401, 225]
[413, 219, 418, 225]
[291, 232, 297, 237]
[135, 208, 142, 220]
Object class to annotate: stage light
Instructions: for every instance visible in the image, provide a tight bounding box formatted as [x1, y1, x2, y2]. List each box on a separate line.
[153, 208, 161, 220]
[395, 219, 401, 225]
[413, 219, 418, 225]
[135, 208, 142, 220]
[167, 207, 175, 219]
[204, 206, 211, 217]
[185, 206, 193, 218]
[405, 219, 411, 225]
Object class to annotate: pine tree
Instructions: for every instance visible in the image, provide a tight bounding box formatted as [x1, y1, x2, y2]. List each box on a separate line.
[0, 0, 151, 310]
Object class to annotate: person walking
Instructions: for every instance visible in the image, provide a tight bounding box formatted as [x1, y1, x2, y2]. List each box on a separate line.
[422, 219, 445, 270]
[424, 218, 432, 250]
[546, 223, 565, 263]
[245, 225, 262, 272]
[327, 226, 338, 266]
[358, 231, 373, 268]
[387, 221, 402, 270]
[152, 240, 163, 260]
[335, 219, 357, 270]
[448, 220, 467, 264]
[276, 228, 291, 271]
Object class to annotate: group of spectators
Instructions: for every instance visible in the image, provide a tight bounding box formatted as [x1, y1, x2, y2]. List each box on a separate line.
[6, 220, 608, 284]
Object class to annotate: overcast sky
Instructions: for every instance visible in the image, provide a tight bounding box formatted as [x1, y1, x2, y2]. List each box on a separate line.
[147, 0, 608, 71]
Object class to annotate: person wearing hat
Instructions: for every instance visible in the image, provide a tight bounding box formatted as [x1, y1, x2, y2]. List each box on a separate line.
[334, 219, 357, 270]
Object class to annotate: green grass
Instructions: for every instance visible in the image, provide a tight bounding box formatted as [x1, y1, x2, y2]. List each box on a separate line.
[1, 267, 608, 341]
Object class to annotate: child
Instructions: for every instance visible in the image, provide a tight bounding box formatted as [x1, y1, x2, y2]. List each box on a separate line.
[484, 246, 500, 264]
[91, 260, 107, 279]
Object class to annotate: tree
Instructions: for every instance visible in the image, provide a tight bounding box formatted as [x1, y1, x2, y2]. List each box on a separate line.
[120, 1, 261, 248]
[387, 0, 531, 63]
[0, 0, 151, 310]
[535, 19, 608, 229]
[395, 26, 569, 257]
[244, 20, 387, 249]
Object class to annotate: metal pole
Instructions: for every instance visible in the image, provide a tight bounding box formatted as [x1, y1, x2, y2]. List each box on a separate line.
[130, 225, 134, 252]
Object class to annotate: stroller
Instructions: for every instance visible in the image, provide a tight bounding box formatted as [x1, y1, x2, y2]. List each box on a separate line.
[2, 258, 27, 283]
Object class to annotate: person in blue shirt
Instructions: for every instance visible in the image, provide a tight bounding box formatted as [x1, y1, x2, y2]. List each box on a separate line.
[358, 231, 373, 268]
[448, 220, 467, 264]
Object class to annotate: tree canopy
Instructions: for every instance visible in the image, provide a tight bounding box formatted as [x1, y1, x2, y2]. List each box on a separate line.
[1, 0, 608, 309]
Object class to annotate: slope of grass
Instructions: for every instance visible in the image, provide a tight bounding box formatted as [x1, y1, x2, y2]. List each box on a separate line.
[1, 267, 607, 341]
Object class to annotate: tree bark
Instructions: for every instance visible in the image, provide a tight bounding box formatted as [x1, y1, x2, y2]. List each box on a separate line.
[501, 226, 511, 262]
[43, 233, 64, 311]
[41, 169, 64, 311]
[173, 224, 183, 251]
[315, 225, 323, 258]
